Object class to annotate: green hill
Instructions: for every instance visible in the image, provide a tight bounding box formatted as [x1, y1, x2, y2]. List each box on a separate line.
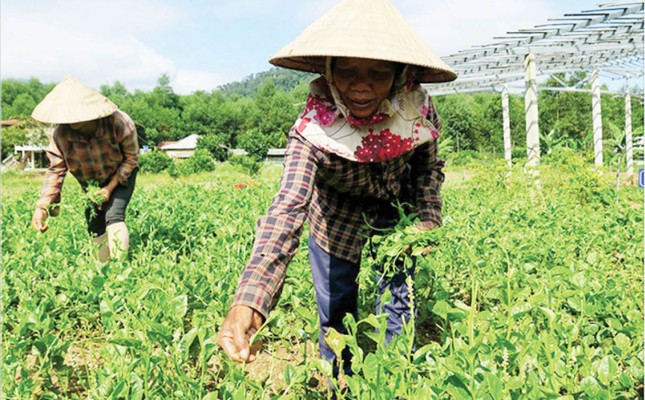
[218, 67, 316, 97]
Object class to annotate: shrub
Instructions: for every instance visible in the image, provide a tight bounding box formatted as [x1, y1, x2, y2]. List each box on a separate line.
[168, 149, 216, 178]
[229, 155, 262, 176]
[197, 134, 229, 162]
[448, 150, 480, 166]
[167, 160, 190, 178]
[138, 149, 173, 173]
[187, 148, 216, 173]
[511, 146, 527, 159]
[237, 128, 274, 162]
[542, 147, 583, 166]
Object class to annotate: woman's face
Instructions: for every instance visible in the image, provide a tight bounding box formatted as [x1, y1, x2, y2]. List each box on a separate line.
[69, 119, 97, 134]
[332, 57, 396, 119]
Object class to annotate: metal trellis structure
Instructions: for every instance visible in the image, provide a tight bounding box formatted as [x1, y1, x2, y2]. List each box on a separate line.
[426, 2, 644, 173]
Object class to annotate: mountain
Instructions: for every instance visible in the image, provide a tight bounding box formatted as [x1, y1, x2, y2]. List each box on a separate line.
[218, 67, 316, 97]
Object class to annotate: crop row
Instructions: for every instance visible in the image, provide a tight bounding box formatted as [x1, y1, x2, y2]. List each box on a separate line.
[2, 159, 643, 399]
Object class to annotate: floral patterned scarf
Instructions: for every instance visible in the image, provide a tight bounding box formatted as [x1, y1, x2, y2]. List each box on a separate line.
[294, 65, 440, 163]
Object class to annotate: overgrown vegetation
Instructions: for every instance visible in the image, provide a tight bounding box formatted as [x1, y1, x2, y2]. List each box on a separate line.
[2, 158, 643, 398]
[2, 71, 642, 169]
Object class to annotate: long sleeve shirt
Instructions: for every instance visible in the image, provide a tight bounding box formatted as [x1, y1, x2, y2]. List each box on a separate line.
[233, 103, 445, 318]
[36, 110, 139, 210]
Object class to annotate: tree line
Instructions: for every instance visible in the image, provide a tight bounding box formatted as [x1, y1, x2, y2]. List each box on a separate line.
[2, 69, 643, 165]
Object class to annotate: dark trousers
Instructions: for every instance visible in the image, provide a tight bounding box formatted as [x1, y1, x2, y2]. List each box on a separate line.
[85, 168, 138, 236]
[308, 234, 415, 377]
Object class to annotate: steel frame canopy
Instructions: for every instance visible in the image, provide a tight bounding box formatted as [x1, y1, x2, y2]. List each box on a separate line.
[425, 1, 643, 175]
[428, 1, 644, 95]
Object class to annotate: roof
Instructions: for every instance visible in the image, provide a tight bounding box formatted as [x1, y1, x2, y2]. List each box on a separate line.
[230, 148, 249, 156]
[1, 119, 20, 127]
[159, 134, 201, 150]
[267, 148, 286, 156]
[15, 145, 47, 151]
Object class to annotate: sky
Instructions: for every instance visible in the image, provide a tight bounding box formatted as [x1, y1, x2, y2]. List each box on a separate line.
[1, 0, 615, 95]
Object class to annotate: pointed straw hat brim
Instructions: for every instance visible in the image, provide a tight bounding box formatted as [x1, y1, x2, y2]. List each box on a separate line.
[269, 0, 457, 83]
[31, 76, 117, 124]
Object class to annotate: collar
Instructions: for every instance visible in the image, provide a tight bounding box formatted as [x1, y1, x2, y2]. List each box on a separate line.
[293, 77, 439, 163]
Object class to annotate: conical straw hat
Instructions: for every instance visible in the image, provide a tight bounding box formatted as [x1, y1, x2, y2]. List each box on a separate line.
[270, 0, 457, 83]
[31, 76, 117, 124]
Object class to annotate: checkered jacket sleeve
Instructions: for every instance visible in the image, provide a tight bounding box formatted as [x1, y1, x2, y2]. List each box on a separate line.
[113, 111, 139, 185]
[232, 134, 319, 318]
[36, 130, 67, 211]
[414, 96, 445, 229]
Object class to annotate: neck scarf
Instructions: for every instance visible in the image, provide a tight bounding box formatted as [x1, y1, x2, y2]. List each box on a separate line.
[293, 65, 439, 163]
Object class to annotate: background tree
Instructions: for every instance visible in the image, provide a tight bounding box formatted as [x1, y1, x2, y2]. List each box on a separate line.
[539, 72, 592, 152]
[197, 134, 229, 162]
[236, 128, 280, 161]
[1, 125, 28, 160]
[434, 94, 476, 152]
[1, 69, 642, 169]
[1, 78, 53, 119]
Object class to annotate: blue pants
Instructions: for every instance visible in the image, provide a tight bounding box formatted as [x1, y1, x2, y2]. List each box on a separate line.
[309, 235, 414, 377]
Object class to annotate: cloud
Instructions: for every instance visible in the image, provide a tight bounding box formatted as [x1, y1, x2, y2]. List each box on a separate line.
[397, 0, 557, 57]
[1, 0, 185, 91]
[171, 69, 238, 95]
[3, 0, 609, 94]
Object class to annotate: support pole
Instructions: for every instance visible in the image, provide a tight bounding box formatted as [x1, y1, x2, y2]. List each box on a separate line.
[592, 69, 603, 167]
[625, 90, 633, 180]
[524, 53, 540, 167]
[502, 85, 512, 167]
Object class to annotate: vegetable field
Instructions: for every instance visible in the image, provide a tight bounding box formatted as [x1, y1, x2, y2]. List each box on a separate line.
[2, 159, 643, 399]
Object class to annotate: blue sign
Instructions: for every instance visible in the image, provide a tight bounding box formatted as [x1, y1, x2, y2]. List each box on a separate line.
[639, 168, 644, 188]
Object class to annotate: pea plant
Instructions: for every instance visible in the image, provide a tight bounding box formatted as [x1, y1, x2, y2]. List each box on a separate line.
[1, 159, 643, 399]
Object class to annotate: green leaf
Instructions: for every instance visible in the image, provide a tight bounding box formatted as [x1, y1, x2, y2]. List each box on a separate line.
[482, 372, 504, 399]
[324, 328, 346, 360]
[571, 272, 586, 288]
[539, 306, 556, 323]
[444, 375, 471, 398]
[111, 381, 127, 398]
[432, 300, 450, 320]
[606, 318, 623, 331]
[33, 340, 48, 355]
[580, 376, 601, 396]
[618, 373, 633, 389]
[180, 328, 198, 358]
[284, 364, 296, 385]
[613, 333, 631, 354]
[597, 355, 618, 386]
[169, 294, 188, 320]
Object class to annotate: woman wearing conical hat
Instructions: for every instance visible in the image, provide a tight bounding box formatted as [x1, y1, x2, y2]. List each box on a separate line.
[218, 0, 456, 377]
[31, 76, 139, 262]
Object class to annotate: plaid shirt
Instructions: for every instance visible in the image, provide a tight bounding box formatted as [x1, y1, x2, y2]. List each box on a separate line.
[233, 100, 445, 318]
[36, 110, 139, 210]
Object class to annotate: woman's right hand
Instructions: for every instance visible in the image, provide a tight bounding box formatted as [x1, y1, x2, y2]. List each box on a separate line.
[217, 305, 264, 363]
[31, 207, 49, 232]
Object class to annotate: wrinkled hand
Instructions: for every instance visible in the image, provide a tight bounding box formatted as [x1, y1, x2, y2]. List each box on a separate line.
[402, 243, 433, 257]
[217, 305, 264, 363]
[400, 222, 436, 256]
[92, 188, 112, 209]
[32, 207, 49, 232]
[414, 221, 436, 232]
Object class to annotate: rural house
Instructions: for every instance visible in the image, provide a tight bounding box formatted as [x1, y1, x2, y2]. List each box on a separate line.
[158, 134, 200, 159]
